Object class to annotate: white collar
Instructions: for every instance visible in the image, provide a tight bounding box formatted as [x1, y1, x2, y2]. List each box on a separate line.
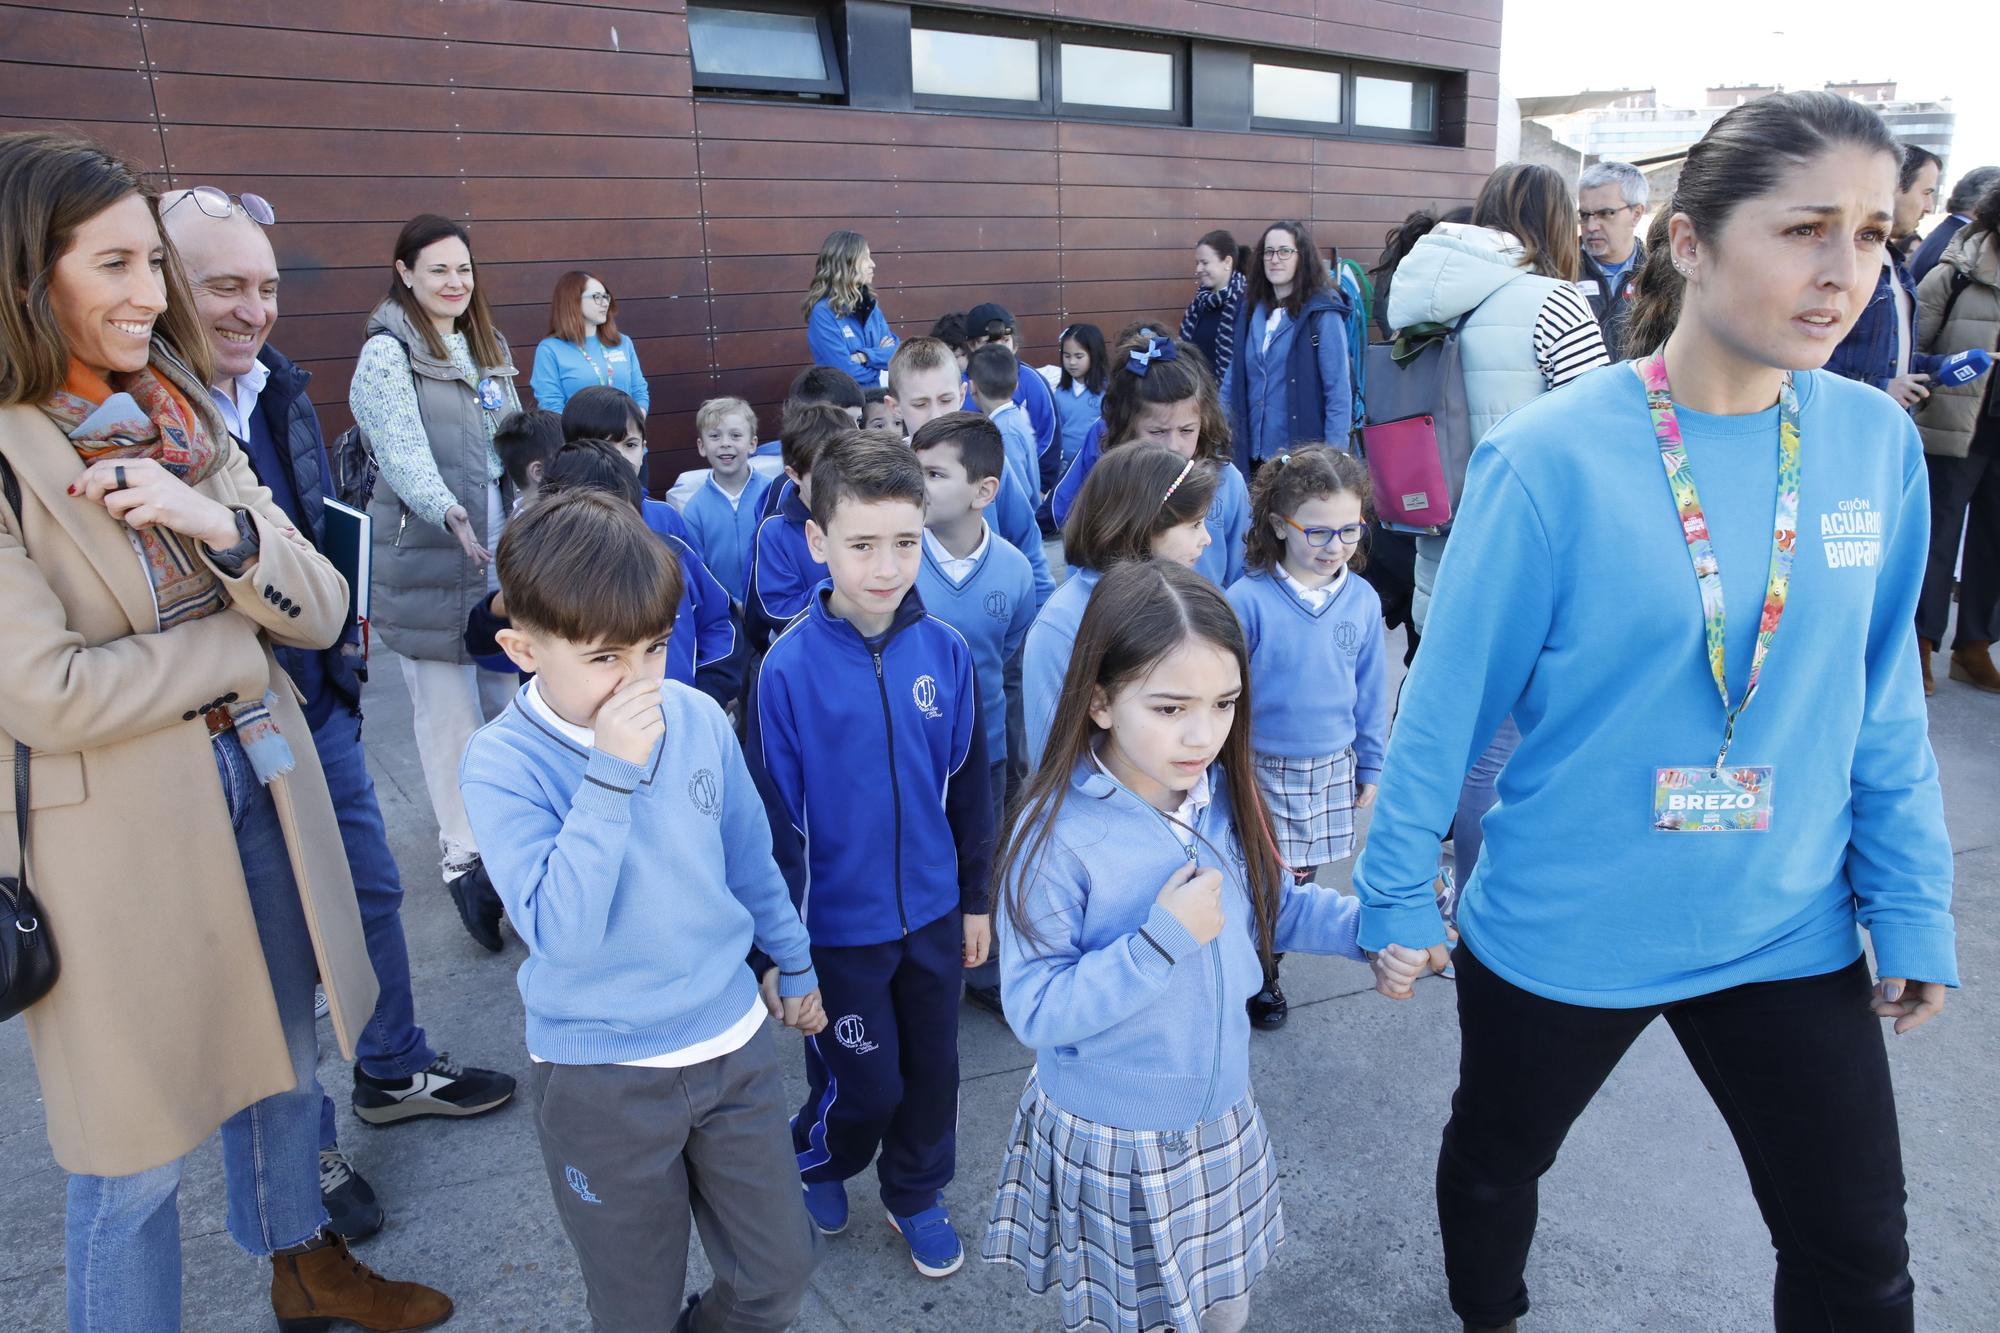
[526, 677, 596, 748]
[1279, 564, 1345, 603]
[924, 525, 988, 570]
[209, 356, 272, 440]
[1090, 744, 1212, 833]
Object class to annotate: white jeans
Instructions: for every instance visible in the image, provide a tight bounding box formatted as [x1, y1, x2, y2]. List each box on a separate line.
[400, 655, 515, 878]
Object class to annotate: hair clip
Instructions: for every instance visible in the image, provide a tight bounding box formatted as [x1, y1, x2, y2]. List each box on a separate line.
[1159, 456, 1196, 507]
[1275, 453, 1290, 467]
[1126, 335, 1179, 376]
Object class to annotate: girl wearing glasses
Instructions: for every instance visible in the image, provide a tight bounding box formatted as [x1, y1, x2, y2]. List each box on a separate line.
[529, 270, 649, 416]
[1226, 446, 1388, 1029]
[1220, 220, 1353, 476]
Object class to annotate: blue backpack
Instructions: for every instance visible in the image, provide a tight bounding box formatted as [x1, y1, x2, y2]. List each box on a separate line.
[1330, 252, 1374, 445]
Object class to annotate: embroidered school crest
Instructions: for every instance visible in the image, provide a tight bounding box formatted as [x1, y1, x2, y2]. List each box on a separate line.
[1334, 620, 1361, 655]
[833, 1015, 878, 1053]
[912, 674, 942, 720]
[565, 1165, 602, 1204]
[984, 591, 1010, 622]
[688, 768, 721, 819]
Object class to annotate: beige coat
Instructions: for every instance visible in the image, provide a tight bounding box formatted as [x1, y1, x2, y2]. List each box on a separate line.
[0, 379, 377, 1177]
[1915, 228, 2000, 459]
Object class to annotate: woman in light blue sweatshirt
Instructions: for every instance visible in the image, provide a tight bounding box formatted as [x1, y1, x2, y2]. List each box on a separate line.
[985, 560, 1416, 1333]
[803, 229, 898, 387]
[1356, 92, 1958, 1333]
[529, 270, 649, 415]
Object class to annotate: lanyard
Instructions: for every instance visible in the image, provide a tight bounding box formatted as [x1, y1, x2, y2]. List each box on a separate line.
[1634, 351, 1802, 772]
[579, 340, 613, 386]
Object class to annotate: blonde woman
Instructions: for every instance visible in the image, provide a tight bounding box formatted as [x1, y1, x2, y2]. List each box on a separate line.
[804, 228, 897, 386]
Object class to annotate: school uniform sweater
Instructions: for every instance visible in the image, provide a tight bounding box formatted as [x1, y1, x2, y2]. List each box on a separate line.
[1013, 361, 1060, 492]
[459, 681, 816, 1064]
[989, 399, 1040, 500]
[1354, 365, 1958, 1007]
[1227, 568, 1388, 781]
[1022, 566, 1100, 773]
[756, 585, 995, 947]
[988, 456, 1055, 608]
[807, 294, 897, 387]
[529, 333, 649, 415]
[1048, 430, 1249, 588]
[917, 529, 1037, 765]
[1000, 758, 1365, 1131]
[681, 470, 774, 605]
[744, 480, 818, 651]
[1049, 377, 1104, 471]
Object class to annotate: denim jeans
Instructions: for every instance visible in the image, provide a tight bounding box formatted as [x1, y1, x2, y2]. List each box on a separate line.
[310, 706, 434, 1150]
[1452, 716, 1519, 885]
[65, 732, 327, 1332]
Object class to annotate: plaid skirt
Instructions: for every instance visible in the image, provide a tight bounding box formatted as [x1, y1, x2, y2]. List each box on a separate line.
[982, 1074, 1284, 1332]
[1254, 749, 1357, 869]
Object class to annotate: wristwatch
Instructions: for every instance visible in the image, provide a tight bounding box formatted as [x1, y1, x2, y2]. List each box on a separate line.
[206, 508, 261, 575]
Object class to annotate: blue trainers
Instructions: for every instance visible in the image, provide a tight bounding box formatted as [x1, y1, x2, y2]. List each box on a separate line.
[801, 1179, 848, 1235]
[886, 1198, 964, 1277]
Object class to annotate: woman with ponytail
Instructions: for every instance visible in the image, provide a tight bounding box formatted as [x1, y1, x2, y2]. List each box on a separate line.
[1358, 91, 1956, 1332]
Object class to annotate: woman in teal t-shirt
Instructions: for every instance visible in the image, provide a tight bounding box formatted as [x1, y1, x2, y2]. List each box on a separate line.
[1357, 91, 1958, 1333]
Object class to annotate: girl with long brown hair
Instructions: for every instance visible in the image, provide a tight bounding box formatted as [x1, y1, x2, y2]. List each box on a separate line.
[1220, 219, 1354, 471]
[804, 227, 898, 387]
[983, 559, 1417, 1333]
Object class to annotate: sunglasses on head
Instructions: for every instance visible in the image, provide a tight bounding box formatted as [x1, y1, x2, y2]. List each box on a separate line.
[162, 186, 275, 226]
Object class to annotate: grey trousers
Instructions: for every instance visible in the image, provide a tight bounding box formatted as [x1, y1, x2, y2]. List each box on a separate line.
[530, 1026, 822, 1332]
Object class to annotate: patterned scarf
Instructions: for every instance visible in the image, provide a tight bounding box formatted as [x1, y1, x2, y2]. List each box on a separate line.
[1181, 270, 1247, 382]
[40, 353, 294, 782]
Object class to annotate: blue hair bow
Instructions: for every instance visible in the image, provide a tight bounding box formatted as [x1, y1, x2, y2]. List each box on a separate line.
[1126, 335, 1179, 376]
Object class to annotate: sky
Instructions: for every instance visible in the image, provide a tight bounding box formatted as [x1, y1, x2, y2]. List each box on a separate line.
[1499, 0, 1998, 208]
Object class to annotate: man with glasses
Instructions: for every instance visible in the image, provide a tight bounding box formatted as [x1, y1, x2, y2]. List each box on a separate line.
[162, 188, 515, 1249]
[1575, 160, 1649, 357]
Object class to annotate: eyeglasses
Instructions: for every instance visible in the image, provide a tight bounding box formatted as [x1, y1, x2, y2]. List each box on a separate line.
[161, 186, 275, 226]
[585, 291, 612, 303]
[1264, 247, 1298, 259]
[1579, 206, 1636, 225]
[1283, 514, 1366, 547]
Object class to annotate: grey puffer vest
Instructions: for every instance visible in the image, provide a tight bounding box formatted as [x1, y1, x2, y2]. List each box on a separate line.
[363, 299, 516, 663]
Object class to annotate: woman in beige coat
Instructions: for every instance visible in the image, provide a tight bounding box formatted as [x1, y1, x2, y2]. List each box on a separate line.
[1914, 179, 2000, 694]
[0, 133, 450, 1331]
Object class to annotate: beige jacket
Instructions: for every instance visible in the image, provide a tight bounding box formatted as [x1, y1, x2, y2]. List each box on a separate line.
[0, 377, 376, 1176]
[1915, 228, 2000, 459]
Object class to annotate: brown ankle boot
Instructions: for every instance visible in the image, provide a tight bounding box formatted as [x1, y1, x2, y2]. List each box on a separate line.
[1919, 638, 1937, 696]
[1949, 642, 2000, 694]
[270, 1234, 453, 1331]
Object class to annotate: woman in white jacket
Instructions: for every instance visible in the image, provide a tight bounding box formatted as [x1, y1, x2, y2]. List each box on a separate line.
[1382, 162, 1611, 883]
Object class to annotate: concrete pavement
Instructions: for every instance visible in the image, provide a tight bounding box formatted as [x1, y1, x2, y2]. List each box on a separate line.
[2, 630, 1994, 1331]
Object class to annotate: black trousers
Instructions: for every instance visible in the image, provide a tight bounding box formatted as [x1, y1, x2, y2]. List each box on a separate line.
[1438, 946, 1913, 1331]
[1916, 417, 1999, 648]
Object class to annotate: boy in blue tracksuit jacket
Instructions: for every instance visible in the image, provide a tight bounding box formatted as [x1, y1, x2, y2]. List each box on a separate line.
[753, 434, 994, 1275]
[743, 403, 852, 653]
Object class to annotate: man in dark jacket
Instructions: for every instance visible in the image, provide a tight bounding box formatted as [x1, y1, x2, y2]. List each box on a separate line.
[165, 192, 514, 1245]
[1575, 161, 1649, 358]
[1911, 165, 2000, 286]
[1826, 145, 1945, 406]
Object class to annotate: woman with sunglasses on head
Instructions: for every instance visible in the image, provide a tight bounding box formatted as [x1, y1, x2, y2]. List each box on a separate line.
[348, 212, 522, 951]
[1358, 92, 1956, 1333]
[529, 269, 649, 416]
[0, 131, 451, 1331]
[1220, 220, 1354, 478]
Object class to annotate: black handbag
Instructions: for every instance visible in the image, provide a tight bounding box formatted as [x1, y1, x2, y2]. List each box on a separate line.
[2, 454, 60, 1021]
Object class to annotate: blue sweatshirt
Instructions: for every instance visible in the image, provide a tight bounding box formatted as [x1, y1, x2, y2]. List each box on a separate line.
[1227, 568, 1388, 781]
[989, 461, 1055, 609]
[756, 585, 995, 947]
[1051, 378, 1104, 472]
[530, 334, 649, 415]
[807, 295, 897, 387]
[744, 480, 818, 652]
[459, 681, 816, 1064]
[1354, 366, 1958, 1006]
[1012, 361, 1059, 490]
[681, 470, 775, 605]
[917, 532, 1037, 765]
[1049, 432, 1247, 587]
[1022, 566, 1100, 773]
[1000, 758, 1365, 1131]
[989, 400, 1040, 500]
[641, 500, 741, 706]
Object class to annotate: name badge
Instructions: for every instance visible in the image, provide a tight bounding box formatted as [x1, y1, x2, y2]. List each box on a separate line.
[1653, 766, 1774, 832]
[606, 349, 627, 363]
[1574, 279, 1604, 299]
[843, 327, 858, 339]
[476, 377, 506, 412]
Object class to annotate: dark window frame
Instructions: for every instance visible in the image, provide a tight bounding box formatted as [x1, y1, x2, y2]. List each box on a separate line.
[1346, 57, 1441, 142]
[1247, 53, 1350, 135]
[1053, 26, 1188, 126]
[908, 9, 1053, 116]
[687, 0, 845, 98]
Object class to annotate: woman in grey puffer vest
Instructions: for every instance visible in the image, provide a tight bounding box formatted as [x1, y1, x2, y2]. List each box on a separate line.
[348, 214, 519, 949]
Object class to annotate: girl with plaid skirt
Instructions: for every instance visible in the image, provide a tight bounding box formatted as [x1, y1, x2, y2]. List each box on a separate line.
[1225, 447, 1389, 1030]
[984, 560, 1424, 1331]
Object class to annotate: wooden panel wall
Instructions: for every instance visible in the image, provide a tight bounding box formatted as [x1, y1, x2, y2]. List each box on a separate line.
[0, 0, 1500, 483]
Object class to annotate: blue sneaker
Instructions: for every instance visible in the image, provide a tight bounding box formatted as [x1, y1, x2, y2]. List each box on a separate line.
[886, 1198, 964, 1277]
[801, 1179, 848, 1235]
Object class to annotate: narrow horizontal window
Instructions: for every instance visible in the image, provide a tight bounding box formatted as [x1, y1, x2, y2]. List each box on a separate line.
[688, 4, 842, 95]
[1060, 43, 1173, 112]
[912, 27, 1040, 102]
[1253, 63, 1342, 126]
[1356, 74, 1434, 131]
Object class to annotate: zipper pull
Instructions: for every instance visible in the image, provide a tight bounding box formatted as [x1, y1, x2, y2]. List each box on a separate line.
[872, 651, 884, 680]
